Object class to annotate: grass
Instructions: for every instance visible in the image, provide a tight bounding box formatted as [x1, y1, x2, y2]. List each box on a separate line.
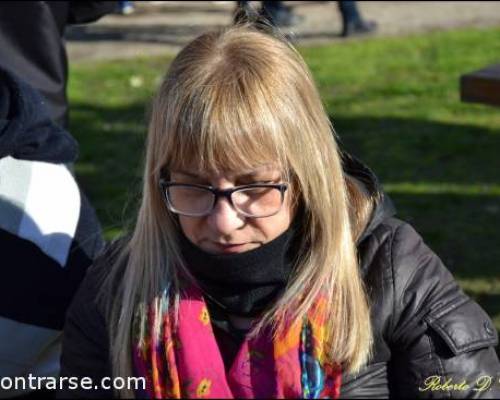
[68, 27, 500, 337]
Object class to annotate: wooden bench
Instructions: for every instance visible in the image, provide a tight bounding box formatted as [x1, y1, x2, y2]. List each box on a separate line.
[460, 63, 500, 107]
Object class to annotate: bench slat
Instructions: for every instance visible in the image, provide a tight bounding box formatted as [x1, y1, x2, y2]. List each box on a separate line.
[460, 64, 500, 107]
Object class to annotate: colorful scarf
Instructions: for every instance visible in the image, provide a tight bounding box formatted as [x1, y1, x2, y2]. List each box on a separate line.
[132, 286, 342, 399]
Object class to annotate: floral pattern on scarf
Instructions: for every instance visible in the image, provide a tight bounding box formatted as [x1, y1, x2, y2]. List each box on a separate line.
[132, 286, 341, 399]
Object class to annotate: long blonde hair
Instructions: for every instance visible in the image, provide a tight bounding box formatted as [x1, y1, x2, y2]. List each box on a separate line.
[107, 24, 374, 398]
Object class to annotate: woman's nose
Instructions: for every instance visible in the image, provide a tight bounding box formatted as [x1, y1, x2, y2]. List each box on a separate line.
[207, 196, 245, 235]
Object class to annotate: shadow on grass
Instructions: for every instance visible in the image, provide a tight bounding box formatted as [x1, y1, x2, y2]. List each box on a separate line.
[69, 101, 148, 239]
[331, 115, 500, 185]
[65, 23, 226, 48]
[474, 294, 500, 317]
[388, 192, 499, 277]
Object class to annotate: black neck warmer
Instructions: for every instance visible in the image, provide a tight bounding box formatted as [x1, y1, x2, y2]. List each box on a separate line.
[178, 225, 299, 318]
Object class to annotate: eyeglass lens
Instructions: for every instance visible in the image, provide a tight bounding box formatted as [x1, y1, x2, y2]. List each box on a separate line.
[166, 185, 283, 217]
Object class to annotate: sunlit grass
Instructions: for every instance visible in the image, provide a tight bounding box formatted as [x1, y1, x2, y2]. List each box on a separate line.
[384, 183, 500, 196]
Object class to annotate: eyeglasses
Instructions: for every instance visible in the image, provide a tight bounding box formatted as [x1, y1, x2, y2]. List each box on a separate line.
[159, 179, 288, 218]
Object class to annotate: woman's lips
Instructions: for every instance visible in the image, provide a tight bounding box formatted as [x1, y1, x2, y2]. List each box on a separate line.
[211, 242, 252, 254]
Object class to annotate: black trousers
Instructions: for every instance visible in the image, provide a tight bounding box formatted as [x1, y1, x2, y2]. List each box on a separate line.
[237, 1, 286, 13]
[338, 1, 362, 25]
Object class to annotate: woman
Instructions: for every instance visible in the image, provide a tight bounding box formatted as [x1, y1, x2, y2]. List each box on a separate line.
[59, 24, 499, 398]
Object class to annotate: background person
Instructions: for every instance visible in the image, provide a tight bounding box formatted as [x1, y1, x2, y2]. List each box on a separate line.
[234, 1, 302, 27]
[59, 24, 499, 398]
[0, 68, 104, 398]
[338, 1, 377, 37]
[0, 1, 116, 128]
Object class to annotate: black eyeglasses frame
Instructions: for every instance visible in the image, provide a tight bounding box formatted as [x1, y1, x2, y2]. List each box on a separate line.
[158, 179, 288, 218]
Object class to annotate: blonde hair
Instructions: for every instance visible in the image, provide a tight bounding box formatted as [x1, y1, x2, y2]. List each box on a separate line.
[107, 24, 375, 398]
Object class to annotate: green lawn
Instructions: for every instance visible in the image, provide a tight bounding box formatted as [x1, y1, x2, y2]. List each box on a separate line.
[68, 27, 500, 337]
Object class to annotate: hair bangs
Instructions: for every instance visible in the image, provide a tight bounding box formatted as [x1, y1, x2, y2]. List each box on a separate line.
[160, 74, 291, 178]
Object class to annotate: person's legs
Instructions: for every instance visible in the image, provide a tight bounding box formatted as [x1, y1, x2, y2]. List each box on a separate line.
[234, 1, 303, 27]
[337, 1, 376, 37]
[261, 1, 303, 27]
[338, 0, 361, 25]
[262, 1, 286, 14]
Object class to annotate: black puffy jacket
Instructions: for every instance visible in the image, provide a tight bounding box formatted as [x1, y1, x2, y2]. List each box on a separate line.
[58, 156, 500, 398]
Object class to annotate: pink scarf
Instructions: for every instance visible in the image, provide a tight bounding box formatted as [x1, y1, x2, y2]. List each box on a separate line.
[133, 286, 342, 398]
